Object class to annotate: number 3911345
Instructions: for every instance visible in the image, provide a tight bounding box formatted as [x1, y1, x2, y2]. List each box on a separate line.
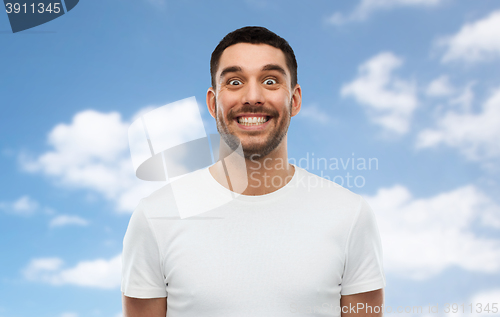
[5, 3, 61, 14]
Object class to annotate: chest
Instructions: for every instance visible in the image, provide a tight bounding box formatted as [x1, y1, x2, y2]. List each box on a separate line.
[154, 209, 348, 316]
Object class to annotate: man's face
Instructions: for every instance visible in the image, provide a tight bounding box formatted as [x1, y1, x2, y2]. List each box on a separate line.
[207, 43, 301, 160]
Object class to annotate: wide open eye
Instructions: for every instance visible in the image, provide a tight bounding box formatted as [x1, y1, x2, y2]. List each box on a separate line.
[263, 78, 277, 85]
[228, 79, 242, 86]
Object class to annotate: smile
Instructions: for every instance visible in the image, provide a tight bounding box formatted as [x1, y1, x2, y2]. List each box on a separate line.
[234, 115, 273, 130]
[237, 116, 270, 126]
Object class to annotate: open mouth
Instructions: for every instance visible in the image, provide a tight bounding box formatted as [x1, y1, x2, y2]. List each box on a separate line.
[235, 116, 272, 126]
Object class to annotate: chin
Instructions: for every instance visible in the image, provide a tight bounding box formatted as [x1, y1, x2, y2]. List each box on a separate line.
[241, 145, 277, 160]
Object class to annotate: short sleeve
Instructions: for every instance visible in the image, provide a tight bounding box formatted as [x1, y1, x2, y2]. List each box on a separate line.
[121, 199, 167, 298]
[341, 196, 386, 295]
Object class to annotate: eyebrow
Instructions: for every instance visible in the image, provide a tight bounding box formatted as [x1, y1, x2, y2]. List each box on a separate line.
[218, 64, 288, 80]
[219, 66, 243, 80]
[261, 64, 287, 77]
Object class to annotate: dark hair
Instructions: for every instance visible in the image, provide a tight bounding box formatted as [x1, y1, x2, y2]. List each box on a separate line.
[210, 26, 298, 90]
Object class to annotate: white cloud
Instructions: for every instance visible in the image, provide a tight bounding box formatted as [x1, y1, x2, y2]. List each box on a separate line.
[328, 0, 446, 25]
[60, 313, 78, 317]
[448, 82, 475, 112]
[20, 99, 207, 213]
[439, 10, 500, 63]
[469, 289, 500, 316]
[49, 215, 89, 228]
[341, 52, 418, 134]
[18, 106, 185, 213]
[298, 104, 332, 124]
[0, 195, 39, 216]
[23, 254, 121, 289]
[446, 289, 500, 317]
[426, 75, 455, 97]
[365, 184, 500, 279]
[417, 85, 500, 162]
[22, 257, 64, 282]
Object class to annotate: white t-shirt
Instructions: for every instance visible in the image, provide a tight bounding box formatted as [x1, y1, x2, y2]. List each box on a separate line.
[121, 164, 385, 316]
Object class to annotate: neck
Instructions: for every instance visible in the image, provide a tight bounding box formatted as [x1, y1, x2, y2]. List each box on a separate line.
[208, 137, 295, 196]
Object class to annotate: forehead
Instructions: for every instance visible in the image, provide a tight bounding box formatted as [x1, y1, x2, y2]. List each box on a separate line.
[218, 43, 288, 75]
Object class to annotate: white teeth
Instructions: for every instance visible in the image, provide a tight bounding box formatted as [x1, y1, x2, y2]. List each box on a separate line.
[237, 116, 269, 125]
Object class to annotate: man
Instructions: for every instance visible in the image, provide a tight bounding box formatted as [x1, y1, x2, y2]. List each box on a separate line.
[122, 26, 385, 317]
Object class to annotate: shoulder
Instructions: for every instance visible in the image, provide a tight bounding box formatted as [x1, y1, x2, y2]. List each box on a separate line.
[293, 165, 363, 208]
[138, 167, 208, 218]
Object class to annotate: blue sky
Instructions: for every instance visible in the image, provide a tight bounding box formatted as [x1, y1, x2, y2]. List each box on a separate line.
[1, 0, 500, 316]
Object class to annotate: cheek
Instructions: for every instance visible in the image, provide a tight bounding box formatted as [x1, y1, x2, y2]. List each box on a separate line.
[268, 92, 291, 108]
[216, 93, 239, 116]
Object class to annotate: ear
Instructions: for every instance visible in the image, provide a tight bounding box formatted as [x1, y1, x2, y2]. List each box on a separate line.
[206, 87, 216, 119]
[290, 84, 302, 117]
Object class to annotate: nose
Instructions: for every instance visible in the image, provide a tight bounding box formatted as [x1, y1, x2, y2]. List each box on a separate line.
[242, 80, 265, 106]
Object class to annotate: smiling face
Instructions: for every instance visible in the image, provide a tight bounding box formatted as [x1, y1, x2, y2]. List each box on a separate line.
[207, 43, 301, 160]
